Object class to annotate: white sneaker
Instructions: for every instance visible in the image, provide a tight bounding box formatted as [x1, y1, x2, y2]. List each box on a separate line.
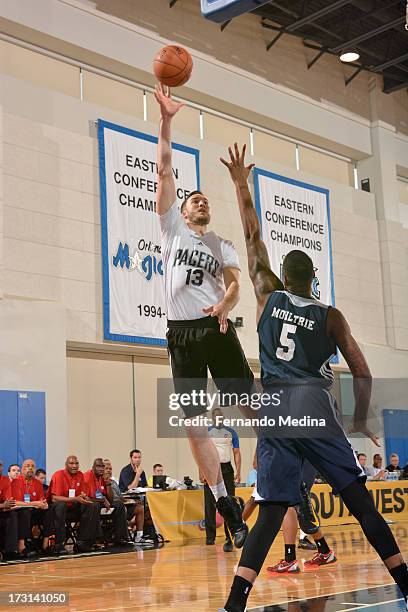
[134, 534, 154, 545]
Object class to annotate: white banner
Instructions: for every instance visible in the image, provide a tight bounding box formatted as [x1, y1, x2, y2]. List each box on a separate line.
[253, 169, 335, 306]
[98, 120, 200, 344]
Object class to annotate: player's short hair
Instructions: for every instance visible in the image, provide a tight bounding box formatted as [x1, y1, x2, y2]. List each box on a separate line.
[8, 464, 19, 472]
[180, 190, 203, 213]
[35, 468, 46, 476]
[153, 463, 163, 470]
[282, 250, 314, 284]
[357, 453, 367, 459]
[390, 453, 399, 459]
[130, 449, 141, 457]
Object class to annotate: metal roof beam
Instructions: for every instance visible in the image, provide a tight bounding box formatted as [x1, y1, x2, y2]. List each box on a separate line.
[286, 0, 351, 32]
[383, 74, 408, 93]
[373, 52, 408, 72]
[329, 16, 405, 53]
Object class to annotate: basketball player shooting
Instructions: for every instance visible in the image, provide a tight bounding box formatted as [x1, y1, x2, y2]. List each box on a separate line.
[154, 86, 254, 548]
[219, 143, 408, 612]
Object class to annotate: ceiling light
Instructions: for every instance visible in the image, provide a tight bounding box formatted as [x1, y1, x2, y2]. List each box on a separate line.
[340, 50, 360, 63]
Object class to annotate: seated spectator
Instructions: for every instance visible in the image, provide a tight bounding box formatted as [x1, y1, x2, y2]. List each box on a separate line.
[11, 459, 48, 557]
[8, 464, 20, 481]
[103, 460, 151, 545]
[366, 453, 387, 480]
[386, 454, 401, 472]
[84, 458, 132, 548]
[357, 453, 371, 477]
[147, 464, 164, 488]
[35, 469, 48, 494]
[44, 455, 102, 555]
[119, 450, 147, 492]
[0, 460, 19, 561]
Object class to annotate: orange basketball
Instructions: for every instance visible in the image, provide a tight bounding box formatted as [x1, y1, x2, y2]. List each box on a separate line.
[153, 45, 193, 87]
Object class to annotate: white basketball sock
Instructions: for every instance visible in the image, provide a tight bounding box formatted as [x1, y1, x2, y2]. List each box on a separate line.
[209, 480, 228, 501]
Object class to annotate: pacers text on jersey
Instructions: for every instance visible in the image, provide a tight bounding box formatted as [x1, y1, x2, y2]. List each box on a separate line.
[173, 248, 220, 277]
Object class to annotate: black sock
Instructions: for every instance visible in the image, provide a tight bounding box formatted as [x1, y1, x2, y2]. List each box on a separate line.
[224, 575, 253, 612]
[285, 544, 296, 562]
[389, 563, 408, 598]
[315, 537, 330, 555]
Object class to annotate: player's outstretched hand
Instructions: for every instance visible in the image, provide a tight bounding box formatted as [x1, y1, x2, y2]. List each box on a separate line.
[154, 83, 185, 119]
[220, 143, 254, 185]
[348, 422, 381, 447]
[203, 300, 229, 334]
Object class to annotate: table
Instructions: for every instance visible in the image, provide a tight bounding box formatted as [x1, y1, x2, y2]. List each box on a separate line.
[146, 480, 408, 542]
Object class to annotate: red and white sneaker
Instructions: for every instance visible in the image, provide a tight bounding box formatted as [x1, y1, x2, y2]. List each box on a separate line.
[304, 551, 337, 568]
[267, 559, 300, 574]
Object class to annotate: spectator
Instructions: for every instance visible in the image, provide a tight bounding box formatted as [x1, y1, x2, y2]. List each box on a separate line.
[366, 454, 387, 480]
[386, 454, 401, 472]
[35, 469, 48, 494]
[84, 458, 132, 548]
[204, 408, 241, 553]
[11, 459, 48, 557]
[8, 464, 20, 481]
[357, 453, 371, 477]
[103, 460, 151, 546]
[119, 450, 147, 492]
[147, 464, 164, 488]
[44, 455, 102, 555]
[0, 460, 19, 561]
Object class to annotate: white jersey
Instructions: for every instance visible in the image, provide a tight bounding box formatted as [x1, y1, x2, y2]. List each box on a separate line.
[159, 202, 240, 321]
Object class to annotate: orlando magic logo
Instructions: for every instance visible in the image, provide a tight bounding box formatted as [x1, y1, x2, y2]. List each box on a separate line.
[280, 258, 321, 300]
[112, 242, 163, 281]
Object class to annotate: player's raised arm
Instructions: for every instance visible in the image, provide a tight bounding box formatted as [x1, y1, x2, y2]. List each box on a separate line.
[154, 84, 184, 215]
[221, 143, 283, 315]
[327, 307, 378, 446]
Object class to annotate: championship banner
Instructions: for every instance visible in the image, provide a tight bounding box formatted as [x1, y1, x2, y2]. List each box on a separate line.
[253, 168, 335, 307]
[98, 120, 200, 344]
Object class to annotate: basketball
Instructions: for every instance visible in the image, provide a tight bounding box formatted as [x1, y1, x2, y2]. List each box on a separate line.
[153, 45, 193, 87]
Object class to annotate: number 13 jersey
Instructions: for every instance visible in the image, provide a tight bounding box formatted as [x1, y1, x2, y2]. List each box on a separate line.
[258, 290, 336, 385]
[159, 202, 240, 320]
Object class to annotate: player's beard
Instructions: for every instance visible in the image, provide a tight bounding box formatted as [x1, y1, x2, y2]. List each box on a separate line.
[189, 210, 210, 226]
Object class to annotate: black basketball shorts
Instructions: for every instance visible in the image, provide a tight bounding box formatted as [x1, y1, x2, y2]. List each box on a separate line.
[166, 315, 254, 418]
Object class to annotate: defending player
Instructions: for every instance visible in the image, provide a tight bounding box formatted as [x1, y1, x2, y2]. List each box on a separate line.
[155, 86, 253, 548]
[220, 143, 408, 612]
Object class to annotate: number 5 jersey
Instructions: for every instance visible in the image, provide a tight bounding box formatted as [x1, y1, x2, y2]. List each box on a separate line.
[258, 290, 336, 386]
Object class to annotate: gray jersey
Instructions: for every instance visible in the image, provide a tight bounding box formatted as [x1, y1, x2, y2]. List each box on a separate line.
[159, 202, 240, 321]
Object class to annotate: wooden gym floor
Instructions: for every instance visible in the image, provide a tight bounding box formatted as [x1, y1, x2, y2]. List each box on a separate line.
[1, 522, 408, 611]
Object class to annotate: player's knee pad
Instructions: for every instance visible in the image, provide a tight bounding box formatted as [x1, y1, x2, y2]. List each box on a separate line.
[295, 481, 320, 535]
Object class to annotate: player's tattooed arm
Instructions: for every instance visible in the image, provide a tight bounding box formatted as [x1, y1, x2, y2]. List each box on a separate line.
[221, 143, 283, 314]
[327, 308, 379, 447]
[154, 84, 185, 215]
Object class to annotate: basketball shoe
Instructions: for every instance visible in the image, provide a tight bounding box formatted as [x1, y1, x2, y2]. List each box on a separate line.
[304, 551, 337, 567]
[267, 559, 300, 574]
[216, 495, 248, 548]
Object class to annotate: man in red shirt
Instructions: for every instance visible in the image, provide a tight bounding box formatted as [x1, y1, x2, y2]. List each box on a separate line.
[0, 459, 19, 560]
[44, 455, 101, 554]
[11, 458, 48, 557]
[84, 458, 132, 548]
